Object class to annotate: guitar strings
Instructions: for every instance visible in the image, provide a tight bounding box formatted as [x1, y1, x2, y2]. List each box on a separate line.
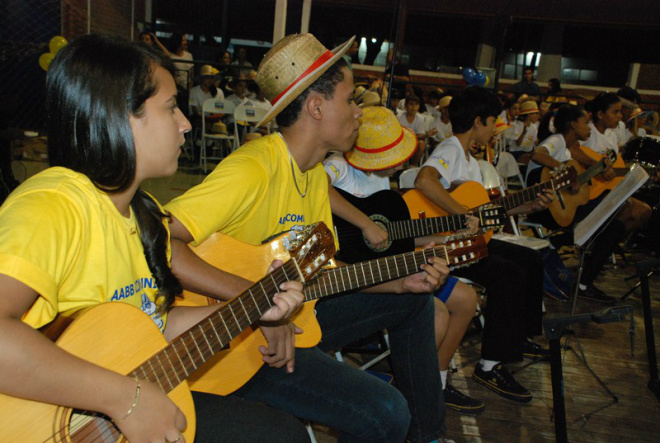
[41, 262, 299, 443]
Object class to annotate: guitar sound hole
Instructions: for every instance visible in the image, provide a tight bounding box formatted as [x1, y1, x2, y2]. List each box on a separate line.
[365, 216, 392, 252]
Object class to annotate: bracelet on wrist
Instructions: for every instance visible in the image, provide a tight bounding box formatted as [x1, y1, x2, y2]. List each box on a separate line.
[115, 377, 141, 423]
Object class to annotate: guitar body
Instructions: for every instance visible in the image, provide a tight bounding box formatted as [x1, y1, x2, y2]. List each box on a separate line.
[0, 303, 195, 443]
[333, 188, 415, 263]
[542, 159, 590, 227]
[581, 146, 626, 199]
[402, 182, 494, 241]
[175, 232, 321, 395]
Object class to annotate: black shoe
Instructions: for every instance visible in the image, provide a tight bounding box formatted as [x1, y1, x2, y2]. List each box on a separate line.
[522, 340, 550, 360]
[578, 285, 617, 305]
[472, 363, 532, 403]
[443, 383, 486, 415]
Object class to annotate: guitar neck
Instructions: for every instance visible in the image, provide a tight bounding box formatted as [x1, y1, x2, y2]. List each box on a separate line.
[129, 260, 300, 393]
[578, 160, 608, 185]
[306, 244, 464, 299]
[489, 180, 555, 212]
[386, 214, 467, 240]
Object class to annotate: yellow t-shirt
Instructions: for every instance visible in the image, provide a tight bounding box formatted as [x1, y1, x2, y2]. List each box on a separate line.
[0, 167, 168, 330]
[166, 133, 335, 247]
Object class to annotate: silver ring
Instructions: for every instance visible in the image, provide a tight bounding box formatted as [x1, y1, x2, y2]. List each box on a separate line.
[166, 435, 182, 443]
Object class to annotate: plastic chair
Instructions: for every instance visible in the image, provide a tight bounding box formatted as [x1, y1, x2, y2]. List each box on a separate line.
[398, 167, 420, 190]
[233, 104, 270, 148]
[201, 98, 236, 173]
[496, 151, 526, 190]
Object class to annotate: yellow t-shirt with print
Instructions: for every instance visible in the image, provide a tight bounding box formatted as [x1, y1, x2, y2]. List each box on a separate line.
[0, 167, 168, 331]
[166, 133, 335, 247]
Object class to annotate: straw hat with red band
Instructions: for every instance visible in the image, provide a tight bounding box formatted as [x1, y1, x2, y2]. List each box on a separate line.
[627, 107, 652, 122]
[344, 106, 418, 171]
[492, 116, 512, 136]
[254, 33, 355, 127]
[519, 100, 539, 115]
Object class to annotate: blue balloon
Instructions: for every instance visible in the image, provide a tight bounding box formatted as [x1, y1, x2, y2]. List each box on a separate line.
[476, 71, 487, 86]
[462, 67, 476, 84]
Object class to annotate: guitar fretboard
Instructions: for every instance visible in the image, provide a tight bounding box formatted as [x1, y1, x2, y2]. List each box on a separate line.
[487, 177, 563, 212]
[386, 215, 467, 240]
[128, 260, 301, 393]
[305, 247, 447, 299]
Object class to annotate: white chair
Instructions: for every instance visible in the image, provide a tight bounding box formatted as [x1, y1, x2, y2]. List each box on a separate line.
[495, 151, 526, 190]
[233, 104, 270, 148]
[398, 167, 420, 190]
[201, 98, 237, 173]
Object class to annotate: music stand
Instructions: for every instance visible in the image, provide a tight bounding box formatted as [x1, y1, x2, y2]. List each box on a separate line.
[572, 165, 650, 314]
[544, 306, 635, 443]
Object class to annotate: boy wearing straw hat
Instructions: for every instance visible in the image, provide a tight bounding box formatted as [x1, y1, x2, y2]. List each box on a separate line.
[167, 34, 452, 443]
[324, 106, 486, 415]
[416, 86, 553, 404]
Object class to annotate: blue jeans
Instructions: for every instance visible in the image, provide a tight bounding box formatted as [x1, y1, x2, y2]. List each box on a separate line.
[234, 292, 443, 443]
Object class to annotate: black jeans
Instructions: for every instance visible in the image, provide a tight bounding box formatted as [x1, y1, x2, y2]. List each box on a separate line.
[452, 239, 544, 362]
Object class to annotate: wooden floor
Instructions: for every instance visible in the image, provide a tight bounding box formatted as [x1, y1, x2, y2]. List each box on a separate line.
[140, 163, 660, 443]
[310, 248, 660, 443]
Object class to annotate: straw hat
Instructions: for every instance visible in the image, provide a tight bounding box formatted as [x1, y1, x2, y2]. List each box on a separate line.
[492, 116, 512, 136]
[354, 85, 367, 103]
[627, 107, 651, 122]
[519, 100, 539, 115]
[344, 106, 417, 171]
[438, 96, 452, 109]
[255, 33, 355, 127]
[200, 65, 220, 77]
[211, 121, 228, 135]
[359, 91, 381, 108]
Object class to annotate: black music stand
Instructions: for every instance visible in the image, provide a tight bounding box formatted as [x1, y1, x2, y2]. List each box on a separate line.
[544, 306, 635, 443]
[635, 259, 660, 404]
[572, 165, 650, 314]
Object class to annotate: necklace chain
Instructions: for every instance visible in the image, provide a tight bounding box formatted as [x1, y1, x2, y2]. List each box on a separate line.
[278, 132, 308, 198]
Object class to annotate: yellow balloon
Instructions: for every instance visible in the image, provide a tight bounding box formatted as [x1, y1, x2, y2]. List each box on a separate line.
[484, 75, 490, 87]
[49, 36, 68, 54]
[39, 52, 54, 71]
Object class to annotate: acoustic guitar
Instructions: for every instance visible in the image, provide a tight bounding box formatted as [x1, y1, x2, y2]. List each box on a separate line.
[0, 222, 334, 443]
[581, 146, 628, 199]
[402, 167, 577, 235]
[333, 187, 505, 263]
[177, 231, 488, 396]
[542, 150, 617, 227]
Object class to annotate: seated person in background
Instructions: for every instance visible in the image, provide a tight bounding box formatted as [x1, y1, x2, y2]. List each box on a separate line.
[166, 33, 454, 443]
[415, 86, 552, 404]
[0, 34, 309, 443]
[189, 64, 225, 118]
[614, 86, 643, 148]
[510, 100, 540, 164]
[499, 97, 522, 151]
[429, 95, 454, 145]
[324, 106, 486, 415]
[582, 93, 651, 234]
[397, 94, 437, 165]
[425, 89, 444, 119]
[527, 104, 631, 304]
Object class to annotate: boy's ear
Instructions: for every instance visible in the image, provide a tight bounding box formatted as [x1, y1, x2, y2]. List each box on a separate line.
[305, 93, 324, 121]
[473, 115, 483, 128]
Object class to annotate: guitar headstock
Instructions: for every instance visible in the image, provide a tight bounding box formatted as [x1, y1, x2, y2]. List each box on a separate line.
[476, 205, 507, 229]
[550, 165, 578, 190]
[442, 234, 488, 270]
[285, 222, 336, 281]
